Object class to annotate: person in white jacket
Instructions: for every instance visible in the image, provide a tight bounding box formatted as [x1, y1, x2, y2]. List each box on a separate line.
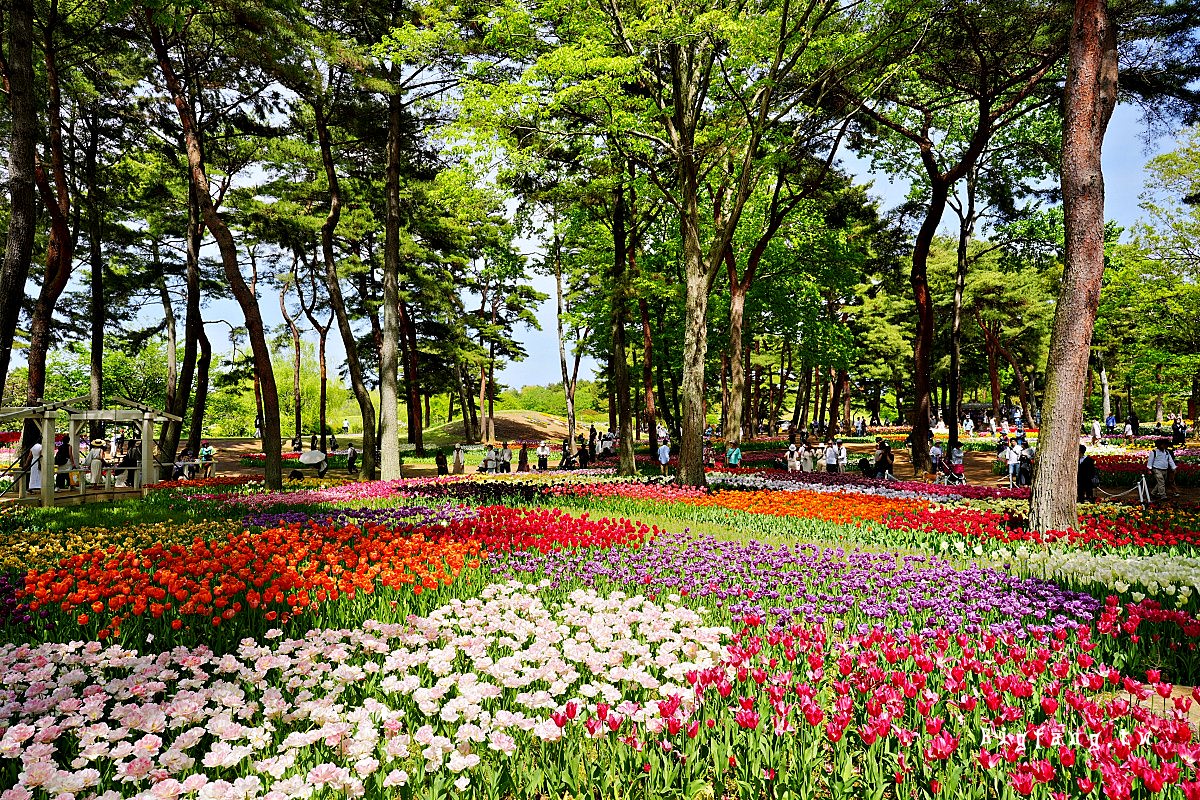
[1147, 440, 1177, 502]
[823, 441, 839, 473]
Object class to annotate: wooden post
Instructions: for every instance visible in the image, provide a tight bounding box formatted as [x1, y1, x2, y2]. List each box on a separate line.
[141, 412, 153, 493]
[41, 410, 54, 507]
[68, 418, 78, 490]
[16, 436, 27, 499]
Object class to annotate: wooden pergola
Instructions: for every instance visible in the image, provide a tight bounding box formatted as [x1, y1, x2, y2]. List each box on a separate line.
[0, 396, 181, 507]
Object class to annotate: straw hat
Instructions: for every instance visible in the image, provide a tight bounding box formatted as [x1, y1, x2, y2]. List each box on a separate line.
[91, 438, 106, 446]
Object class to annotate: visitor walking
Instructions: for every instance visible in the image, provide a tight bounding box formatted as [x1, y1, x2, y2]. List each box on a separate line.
[1018, 440, 1036, 487]
[88, 438, 106, 485]
[500, 442, 513, 473]
[452, 443, 465, 475]
[786, 444, 799, 472]
[117, 441, 140, 487]
[198, 441, 216, 478]
[1105, 413, 1116, 434]
[1000, 442, 1021, 487]
[1091, 418, 1102, 445]
[878, 442, 895, 479]
[1147, 439, 1177, 502]
[928, 440, 943, 474]
[25, 443, 43, 492]
[343, 418, 350, 435]
[824, 440, 839, 473]
[54, 438, 72, 490]
[657, 440, 671, 475]
[518, 443, 530, 472]
[536, 441, 550, 471]
[1077, 445, 1097, 502]
[725, 442, 742, 468]
[435, 450, 448, 476]
[801, 442, 815, 473]
[1123, 420, 1134, 443]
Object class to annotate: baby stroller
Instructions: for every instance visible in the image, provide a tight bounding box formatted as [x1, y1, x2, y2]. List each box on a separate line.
[936, 455, 966, 485]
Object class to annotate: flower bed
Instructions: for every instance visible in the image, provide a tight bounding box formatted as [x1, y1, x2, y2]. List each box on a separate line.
[1095, 454, 1200, 487]
[885, 504, 1200, 551]
[2, 583, 1197, 800]
[8, 506, 652, 650]
[492, 532, 1098, 635]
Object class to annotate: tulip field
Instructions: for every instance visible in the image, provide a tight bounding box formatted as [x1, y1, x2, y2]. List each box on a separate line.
[2, 462, 1200, 800]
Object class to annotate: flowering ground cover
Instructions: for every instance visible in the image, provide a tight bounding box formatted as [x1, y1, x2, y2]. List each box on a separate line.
[4, 469, 1200, 798]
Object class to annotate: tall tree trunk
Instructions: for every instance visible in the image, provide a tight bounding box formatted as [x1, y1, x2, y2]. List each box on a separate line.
[87, 116, 105, 433]
[147, 18, 283, 487]
[296, 254, 333, 452]
[639, 298, 657, 454]
[789, 364, 809, 443]
[487, 354, 496, 442]
[456, 362, 477, 443]
[1030, 0, 1117, 533]
[554, 240, 583, 448]
[949, 175, 976, 448]
[398, 299, 423, 451]
[378, 85, 404, 479]
[678, 252, 711, 484]
[187, 327, 211, 454]
[25, 15, 76, 441]
[744, 322, 755, 440]
[1188, 372, 1198, 426]
[317, 328, 328, 451]
[312, 101, 376, 478]
[908, 177, 951, 472]
[828, 369, 845, 436]
[816, 369, 829, 433]
[159, 273, 178, 426]
[611, 173, 636, 475]
[480, 353, 490, 444]
[164, 194, 203, 457]
[726, 270, 748, 446]
[840, 371, 850, 435]
[1099, 354, 1111, 419]
[1154, 364, 1164, 424]
[994, 337, 1033, 423]
[279, 283, 302, 444]
[0, 0, 37, 399]
[771, 343, 789, 435]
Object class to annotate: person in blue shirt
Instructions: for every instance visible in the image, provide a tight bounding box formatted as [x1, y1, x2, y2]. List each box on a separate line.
[725, 443, 742, 467]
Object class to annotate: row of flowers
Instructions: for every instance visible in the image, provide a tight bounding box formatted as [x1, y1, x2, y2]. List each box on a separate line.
[884, 505, 1200, 553]
[998, 548, 1199, 609]
[1, 581, 1196, 800]
[5, 505, 652, 650]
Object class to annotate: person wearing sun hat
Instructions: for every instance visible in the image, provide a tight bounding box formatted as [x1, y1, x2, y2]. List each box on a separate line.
[87, 438, 107, 485]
